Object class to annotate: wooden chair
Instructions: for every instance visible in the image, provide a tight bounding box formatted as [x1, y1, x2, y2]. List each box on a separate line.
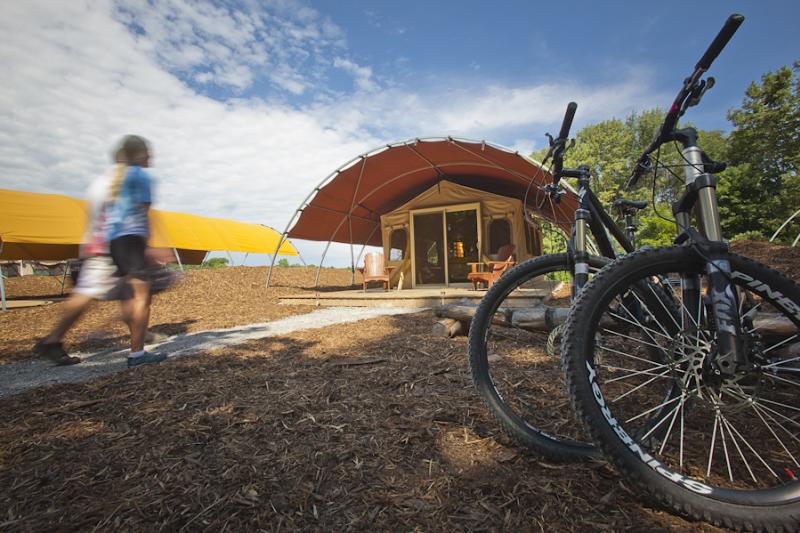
[358, 252, 395, 292]
[467, 244, 516, 290]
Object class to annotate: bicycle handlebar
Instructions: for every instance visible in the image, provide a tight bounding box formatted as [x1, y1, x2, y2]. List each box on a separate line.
[696, 14, 745, 71]
[626, 14, 744, 189]
[550, 101, 577, 183]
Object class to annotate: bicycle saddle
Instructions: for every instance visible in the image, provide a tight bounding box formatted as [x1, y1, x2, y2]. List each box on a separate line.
[613, 199, 648, 211]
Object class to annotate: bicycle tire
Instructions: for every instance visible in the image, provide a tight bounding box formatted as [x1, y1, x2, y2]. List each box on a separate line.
[562, 246, 800, 531]
[468, 253, 609, 462]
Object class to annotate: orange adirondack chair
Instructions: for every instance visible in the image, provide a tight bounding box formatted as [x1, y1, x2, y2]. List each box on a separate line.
[358, 252, 395, 292]
[467, 244, 516, 290]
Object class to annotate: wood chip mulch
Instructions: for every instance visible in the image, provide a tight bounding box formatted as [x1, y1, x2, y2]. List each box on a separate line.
[0, 267, 353, 364]
[0, 313, 722, 532]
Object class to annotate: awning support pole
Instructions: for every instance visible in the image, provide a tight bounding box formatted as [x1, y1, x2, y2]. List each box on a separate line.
[0, 263, 6, 313]
[315, 214, 351, 288]
[348, 157, 367, 287]
[173, 247, 184, 271]
[242, 252, 249, 266]
[771, 208, 800, 242]
[1, 241, 7, 311]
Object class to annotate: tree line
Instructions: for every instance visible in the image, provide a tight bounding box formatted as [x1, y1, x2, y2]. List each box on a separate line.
[532, 61, 800, 246]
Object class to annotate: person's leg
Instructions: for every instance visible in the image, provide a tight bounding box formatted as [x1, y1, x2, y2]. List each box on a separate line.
[43, 293, 93, 344]
[127, 278, 151, 353]
[111, 235, 165, 367]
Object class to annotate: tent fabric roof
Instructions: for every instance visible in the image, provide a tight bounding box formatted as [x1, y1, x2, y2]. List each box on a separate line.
[0, 188, 297, 260]
[286, 137, 578, 247]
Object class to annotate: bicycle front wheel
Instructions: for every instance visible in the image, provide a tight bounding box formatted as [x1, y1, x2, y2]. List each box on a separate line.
[562, 246, 800, 530]
[468, 253, 609, 462]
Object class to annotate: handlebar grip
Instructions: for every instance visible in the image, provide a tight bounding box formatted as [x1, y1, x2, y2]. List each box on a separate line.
[626, 155, 650, 189]
[695, 14, 744, 71]
[557, 102, 578, 140]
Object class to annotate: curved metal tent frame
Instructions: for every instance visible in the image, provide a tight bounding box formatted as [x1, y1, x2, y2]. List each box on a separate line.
[265, 136, 578, 288]
[770, 208, 800, 247]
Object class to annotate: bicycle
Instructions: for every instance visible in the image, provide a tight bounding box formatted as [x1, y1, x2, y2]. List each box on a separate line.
[561, 14, 800, 530]
[467, 101, 650, 462]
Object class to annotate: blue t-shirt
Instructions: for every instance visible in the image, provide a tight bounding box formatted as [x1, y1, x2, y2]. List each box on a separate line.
[107, 165, 152, 240]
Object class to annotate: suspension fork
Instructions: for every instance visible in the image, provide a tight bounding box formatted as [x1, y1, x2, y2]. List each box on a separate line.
[680, 140, 746, 374]
[572, 172, 592, 293]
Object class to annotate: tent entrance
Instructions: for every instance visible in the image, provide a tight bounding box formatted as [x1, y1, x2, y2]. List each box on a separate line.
[410, 203, 481, 288]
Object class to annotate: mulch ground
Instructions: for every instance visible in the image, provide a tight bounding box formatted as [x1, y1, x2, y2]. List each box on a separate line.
[0, 241, 797, 531]
[0, 266, 353, 364]
[0, 313, 724, 532]
[730, 239, 800, 277]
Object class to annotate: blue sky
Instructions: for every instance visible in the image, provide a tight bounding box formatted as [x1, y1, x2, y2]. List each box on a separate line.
[0, 1, 797, 266]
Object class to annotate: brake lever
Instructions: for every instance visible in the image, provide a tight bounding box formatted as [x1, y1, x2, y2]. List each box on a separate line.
[685, 77, 715, 109]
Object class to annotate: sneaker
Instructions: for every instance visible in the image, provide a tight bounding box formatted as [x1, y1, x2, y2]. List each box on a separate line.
[127, 351, 167, 368]
[34, 340, 80, 366]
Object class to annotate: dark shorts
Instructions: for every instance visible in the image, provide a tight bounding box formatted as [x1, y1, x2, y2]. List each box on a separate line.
[110, 235, 148, 280]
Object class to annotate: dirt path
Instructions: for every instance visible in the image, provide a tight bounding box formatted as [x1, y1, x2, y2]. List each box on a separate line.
[0, 306, 422, 398]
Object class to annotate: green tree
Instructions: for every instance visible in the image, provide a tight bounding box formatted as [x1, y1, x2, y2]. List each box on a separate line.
[724, 62, 800, 242]
[277, 258, 290, 267]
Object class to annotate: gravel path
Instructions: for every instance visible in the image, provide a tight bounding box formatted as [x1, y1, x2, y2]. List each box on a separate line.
[0, 307, 423, 398]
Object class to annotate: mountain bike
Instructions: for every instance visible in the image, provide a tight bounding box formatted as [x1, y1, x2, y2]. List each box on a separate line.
[467, 101, 650, 462]
[561, 14, 800, 530]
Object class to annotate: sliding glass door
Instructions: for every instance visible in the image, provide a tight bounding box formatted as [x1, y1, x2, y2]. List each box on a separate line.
[411, 203, 481, 287]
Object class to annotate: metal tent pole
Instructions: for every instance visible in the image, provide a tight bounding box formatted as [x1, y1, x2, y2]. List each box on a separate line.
[771, 209, 800, 242]
[1, 240, 7, 311]
[173, 248, 184, 271]
[242, 252, 249, 266]
[315, 214, 351, 288]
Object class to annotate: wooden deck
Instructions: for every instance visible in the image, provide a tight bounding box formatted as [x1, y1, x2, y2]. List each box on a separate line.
[279, 286, 550, 308]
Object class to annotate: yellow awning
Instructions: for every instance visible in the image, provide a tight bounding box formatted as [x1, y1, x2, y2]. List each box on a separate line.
[0, 188, 297, 260]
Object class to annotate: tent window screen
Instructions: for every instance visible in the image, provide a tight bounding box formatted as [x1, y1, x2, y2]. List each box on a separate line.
[488, 219, 512, 255]
[389, 228, 407, 261]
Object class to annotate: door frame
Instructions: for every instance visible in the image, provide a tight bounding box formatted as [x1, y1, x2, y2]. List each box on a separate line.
[409, 202, 482, 288]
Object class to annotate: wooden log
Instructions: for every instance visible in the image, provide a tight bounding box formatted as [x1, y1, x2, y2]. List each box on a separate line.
[753, 313, 799, 337]
[511, 306, 570, 331]
[432, 318, 464, 338]
[434, 303, 511, 327]
[773, 341, 800, 358]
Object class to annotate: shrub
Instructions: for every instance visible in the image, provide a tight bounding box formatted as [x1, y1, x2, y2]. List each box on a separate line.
[202, 257, 229, 268]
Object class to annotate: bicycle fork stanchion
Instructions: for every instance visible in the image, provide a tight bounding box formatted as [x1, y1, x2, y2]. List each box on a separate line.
[677, 131, 745, 373]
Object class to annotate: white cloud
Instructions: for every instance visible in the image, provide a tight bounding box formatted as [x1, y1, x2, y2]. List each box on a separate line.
[333, 57, 377, 92]
[0, 0, 665, 266]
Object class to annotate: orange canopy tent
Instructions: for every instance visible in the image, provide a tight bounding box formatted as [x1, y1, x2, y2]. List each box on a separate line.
[268, 137, 577, 287]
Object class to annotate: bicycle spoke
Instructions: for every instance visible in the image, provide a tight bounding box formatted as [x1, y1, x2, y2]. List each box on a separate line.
[601, 363, 672, 383]
[718, 410, 778, 482]
[748, 401, 800, 468]
[646, 282, 684, 333]
[763, 372, 800, 389]
[608, 368, 673, 403]
[624, 393, 683, 425]
[607, 307, 671, 344]
[725, 388, 800, 434]
[707, 414, 720, 477]
[601, 327, 667, 351]
[627, 291, 674, 339]
[597, 342, 671, 367]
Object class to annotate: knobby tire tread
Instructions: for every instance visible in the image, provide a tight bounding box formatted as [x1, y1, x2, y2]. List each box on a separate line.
[562, 246, 800, 532]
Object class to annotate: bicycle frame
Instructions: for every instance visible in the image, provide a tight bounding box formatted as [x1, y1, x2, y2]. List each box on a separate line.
[559, 166, 636, 290]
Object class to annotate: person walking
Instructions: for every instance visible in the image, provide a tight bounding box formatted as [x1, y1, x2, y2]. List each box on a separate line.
[107, 135, 166, 368]
[34, 146, 167, 365]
